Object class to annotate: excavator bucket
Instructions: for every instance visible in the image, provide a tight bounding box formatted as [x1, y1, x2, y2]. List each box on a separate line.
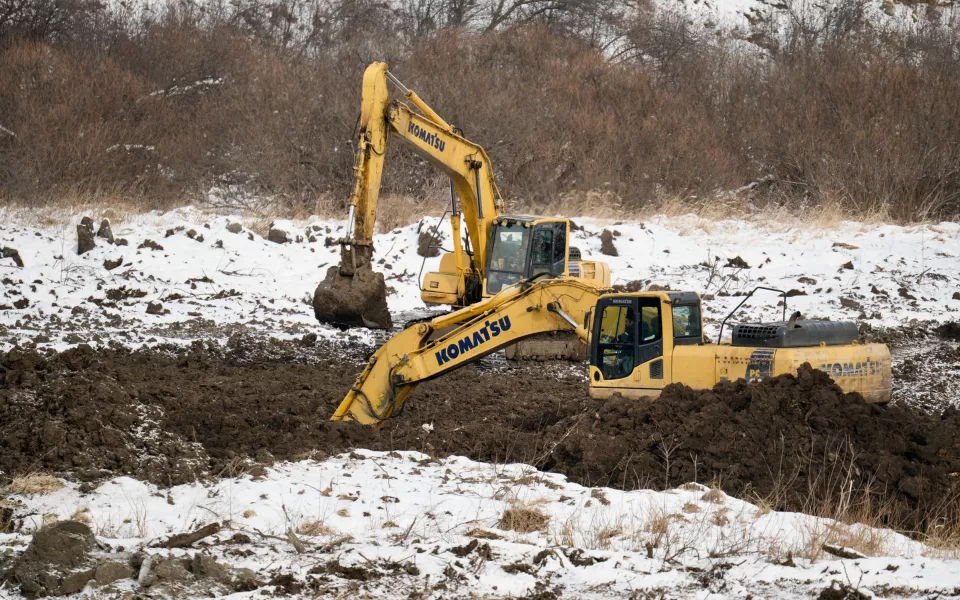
[313, 264, 393, 330]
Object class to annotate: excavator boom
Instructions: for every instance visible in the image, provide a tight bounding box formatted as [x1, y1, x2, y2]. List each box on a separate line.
[314, 62, 506, 329]
[332, 278, 609, 427]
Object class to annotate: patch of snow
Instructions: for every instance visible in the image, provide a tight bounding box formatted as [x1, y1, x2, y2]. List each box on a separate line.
[0, 207, 957, 351]
[5, 451, 960, 598]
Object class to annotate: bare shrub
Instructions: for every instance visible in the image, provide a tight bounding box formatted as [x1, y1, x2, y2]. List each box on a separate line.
[0, 1, 958, 221]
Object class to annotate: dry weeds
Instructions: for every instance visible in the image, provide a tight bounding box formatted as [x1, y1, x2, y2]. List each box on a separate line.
[9, 474, 64, 495]
[499, 505, 550, 533]
[2, 11, 959, 222]
[296, 520, 335, 536]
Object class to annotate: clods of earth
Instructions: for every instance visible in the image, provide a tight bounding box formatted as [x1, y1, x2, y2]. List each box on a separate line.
[3, 332, 960, 535]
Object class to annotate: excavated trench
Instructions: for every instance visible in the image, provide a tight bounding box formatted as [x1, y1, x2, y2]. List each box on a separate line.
[2, 333, 960, 532]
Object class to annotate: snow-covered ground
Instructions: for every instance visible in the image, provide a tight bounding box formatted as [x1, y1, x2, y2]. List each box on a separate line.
[1, 207, 957, 351]
[3, 450, 960, 599]
[2, 207, 959, 598]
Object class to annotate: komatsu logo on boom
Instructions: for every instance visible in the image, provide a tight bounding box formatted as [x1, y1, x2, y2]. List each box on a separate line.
[435, 316, 512, 366]
[408, 122, 446, 152]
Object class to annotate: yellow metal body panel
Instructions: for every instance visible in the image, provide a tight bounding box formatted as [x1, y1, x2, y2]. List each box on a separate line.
[421, 253, 463, 306]
[588, 342, 891, 403]
[712, 342, 891, 403]
[573, 260, 611, 287]
[671, 345, 717, 389]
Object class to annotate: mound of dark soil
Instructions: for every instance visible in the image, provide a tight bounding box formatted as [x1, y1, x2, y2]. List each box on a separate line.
[0, 343, 369, 485]
[12, 520, 97, 596]
[3, 341, 960, 531]
[374, 365, 960, 530]
[599, 230, 618, 256]
[936, 321, 960, 341]
[537, 368, 960, 529]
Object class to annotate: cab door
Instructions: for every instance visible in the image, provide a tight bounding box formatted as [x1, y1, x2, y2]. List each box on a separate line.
[634, 297, 670, 389]
[589, 297, 671, 397]
[591, 298, 637, 383]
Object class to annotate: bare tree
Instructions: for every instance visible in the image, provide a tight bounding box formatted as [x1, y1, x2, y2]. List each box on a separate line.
[0, 0, 106, 41]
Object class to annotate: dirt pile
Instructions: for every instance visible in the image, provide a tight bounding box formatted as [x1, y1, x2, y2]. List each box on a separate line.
[369, 365, 960, 529]
[599, 229, 618, 256]
[2, 519, 258, 597]
[417, 229, 440, 258]
[76, 217, 95, 255]
[0, 342, 368, 485]
[3, 341, 960, 530]
[536, 367, 960, 529]
[313, 264, 393, 329]
[0, 346, 208, 484]
[11, 520, 97, 596]
[937, 321, 960, 341]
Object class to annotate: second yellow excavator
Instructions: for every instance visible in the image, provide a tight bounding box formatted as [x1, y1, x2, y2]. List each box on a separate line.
[332, 278, 892, 428]
[312, 63, 610, 333]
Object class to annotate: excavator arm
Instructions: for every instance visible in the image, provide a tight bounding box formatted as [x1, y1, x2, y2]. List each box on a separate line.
[332, 277, 609, 427]
[339, 62, 504, 279]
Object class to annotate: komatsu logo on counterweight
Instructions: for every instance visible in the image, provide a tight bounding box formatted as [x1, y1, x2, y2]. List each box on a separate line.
[408, 122, 446, 152]
[435, 316, 512, 366]
[820, 358, 884, 378]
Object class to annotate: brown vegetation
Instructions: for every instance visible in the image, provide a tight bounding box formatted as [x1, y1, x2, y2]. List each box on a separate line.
[0, 0, 959, 220]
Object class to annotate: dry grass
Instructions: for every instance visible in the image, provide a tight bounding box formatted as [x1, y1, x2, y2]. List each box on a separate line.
[297, 520, 335, 536]
[70, 506, 92, 526]
[2, 9, 959, 222]
[9, 474, 64, 495]
[923, 521, 960, 559]
[498, 505, 550, 533]
[799, 519, 893, 561]
[701, 487, 725, 504]
[376, 191, 449, 233]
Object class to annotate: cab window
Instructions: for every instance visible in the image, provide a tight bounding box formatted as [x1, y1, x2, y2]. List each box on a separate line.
[597, 304, 635, 380]
[553, 223, 566, 266]
[530, 222, 567, 278]
[672, 304, 702, 339]
[531, 226, 553, 276]
[639, 305, 661, 342]
[486, 223, 530, 293]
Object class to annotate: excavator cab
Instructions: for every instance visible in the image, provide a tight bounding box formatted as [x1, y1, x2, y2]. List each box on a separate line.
[483, 217, 569, 295]
[588, 292, 704, 398]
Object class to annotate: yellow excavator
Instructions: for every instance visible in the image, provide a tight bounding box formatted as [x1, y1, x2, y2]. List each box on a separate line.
[332, 278, 891, 427]
[313, 62, 609, 333]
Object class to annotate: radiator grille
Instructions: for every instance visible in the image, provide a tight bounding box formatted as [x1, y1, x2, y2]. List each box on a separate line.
[733, 324, 780, 340]
[650, 359, 663, 379]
